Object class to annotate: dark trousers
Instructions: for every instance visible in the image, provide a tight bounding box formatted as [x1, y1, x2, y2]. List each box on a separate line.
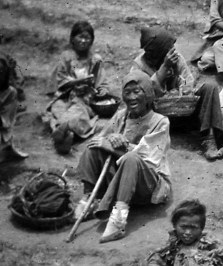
[195, 82, 223, 133]
[76, 148, 157, 219]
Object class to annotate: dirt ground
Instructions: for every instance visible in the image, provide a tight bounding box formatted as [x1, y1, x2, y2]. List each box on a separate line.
[1, 0, 223, 265]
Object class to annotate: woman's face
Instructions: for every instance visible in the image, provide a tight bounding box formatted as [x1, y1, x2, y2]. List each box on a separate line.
[71, 31, 93, 53]
[122, 82, 148, 118]
[175, 215, 203, 245]
[0, 60, 8, 88]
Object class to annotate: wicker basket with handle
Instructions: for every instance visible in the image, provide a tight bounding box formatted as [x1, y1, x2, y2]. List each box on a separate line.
[9, 172, 74, 230]
[154, 95, 200, 117]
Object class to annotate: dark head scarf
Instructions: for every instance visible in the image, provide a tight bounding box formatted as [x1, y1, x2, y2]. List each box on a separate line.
[140, 26, 176, 69]
[122, 70, 155, 107]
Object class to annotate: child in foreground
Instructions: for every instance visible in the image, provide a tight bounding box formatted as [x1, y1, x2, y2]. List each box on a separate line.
[143, 199, 223, 265]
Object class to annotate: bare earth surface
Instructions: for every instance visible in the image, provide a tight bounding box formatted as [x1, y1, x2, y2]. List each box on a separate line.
[1, 0, 223, 265]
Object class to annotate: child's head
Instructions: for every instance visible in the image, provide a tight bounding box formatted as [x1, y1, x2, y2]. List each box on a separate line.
[171, 199, 206, 245]
[69, 21, 94, 53]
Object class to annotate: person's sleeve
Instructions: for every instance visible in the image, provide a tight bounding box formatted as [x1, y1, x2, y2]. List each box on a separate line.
[133, 117, 170, 168]
[150, 72, 167, 97]
[176, 54, 195, 94]
[92, 55, 110, 94]
[128, 117, 170, 168]
[55, 52, 76, 92]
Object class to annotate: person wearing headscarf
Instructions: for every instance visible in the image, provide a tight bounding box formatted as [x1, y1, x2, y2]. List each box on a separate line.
[131, 26, 223, 161]
[47, 20, 110, 154]
[191, 0, 223, 74]
[74, 70, 171, 243]
[0, 52, 28, 163]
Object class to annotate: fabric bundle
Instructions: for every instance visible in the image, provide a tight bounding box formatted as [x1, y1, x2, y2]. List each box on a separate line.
[11, 174, 71, 218]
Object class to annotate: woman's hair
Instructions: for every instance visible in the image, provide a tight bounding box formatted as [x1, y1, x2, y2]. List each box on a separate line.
[69, 20, 94, 45]
[171, 199, 206, 230]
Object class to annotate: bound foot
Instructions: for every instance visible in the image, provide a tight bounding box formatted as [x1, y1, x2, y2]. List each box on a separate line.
[100, 202, 129, 243]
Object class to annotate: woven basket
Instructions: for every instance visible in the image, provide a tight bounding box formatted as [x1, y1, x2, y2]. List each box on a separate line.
[9, 172, 74, 230]
[90, 95, 121, 118]
[154, 96, 200, 117]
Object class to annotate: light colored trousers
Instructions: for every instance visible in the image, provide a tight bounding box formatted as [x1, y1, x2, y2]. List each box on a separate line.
[198, 38, 223, 72]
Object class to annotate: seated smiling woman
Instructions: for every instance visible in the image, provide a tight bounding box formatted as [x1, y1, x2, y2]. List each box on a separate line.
[75, 70, 171, 243]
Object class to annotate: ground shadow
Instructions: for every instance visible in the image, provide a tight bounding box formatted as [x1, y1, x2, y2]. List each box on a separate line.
[169, 116, 201, 151]
[96, 193, 173, 237]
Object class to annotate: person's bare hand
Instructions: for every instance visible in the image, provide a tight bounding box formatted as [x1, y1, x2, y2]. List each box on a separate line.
[163, 47, 178, 68]
[95, 87, 108, 97]
[107, 134, 129, 149]
[87, 136, 114, 152]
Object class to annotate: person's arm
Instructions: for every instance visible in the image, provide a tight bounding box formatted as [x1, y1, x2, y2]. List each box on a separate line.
[152, 48, 179, 97]
[87, 136, 128, 158]
[54, 52, 96, 97]
[176, 54, 195, 95]
[126, 117, 170, 168]
[56, 52, 77, 92]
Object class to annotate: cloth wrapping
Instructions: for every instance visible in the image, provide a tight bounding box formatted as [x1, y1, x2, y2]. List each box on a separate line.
[11, 177, 71, 218]
[143, 230, 223, 266]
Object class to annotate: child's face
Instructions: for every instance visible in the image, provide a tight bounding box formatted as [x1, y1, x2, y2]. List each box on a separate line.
[175, 215, 203, 245]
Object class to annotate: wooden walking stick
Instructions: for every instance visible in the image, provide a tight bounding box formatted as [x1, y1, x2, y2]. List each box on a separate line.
[66, 110, 128, 242]
[66, 155, 112, 242]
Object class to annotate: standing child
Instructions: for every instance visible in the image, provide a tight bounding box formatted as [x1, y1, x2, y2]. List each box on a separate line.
[143, 200, 223, 265]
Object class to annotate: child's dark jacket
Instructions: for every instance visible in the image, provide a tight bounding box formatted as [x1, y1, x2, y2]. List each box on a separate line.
[143, 230, 223, 266]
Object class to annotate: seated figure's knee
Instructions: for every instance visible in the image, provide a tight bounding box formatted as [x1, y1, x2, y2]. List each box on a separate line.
[120, 151, 140, 164]
[199, 81, 217, 95]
